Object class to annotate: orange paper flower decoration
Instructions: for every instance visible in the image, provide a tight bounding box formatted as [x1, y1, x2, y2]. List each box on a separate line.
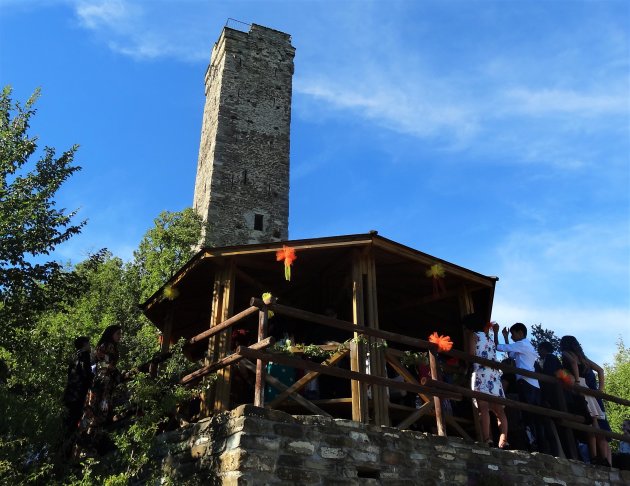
[428, 332, 453, 352]
[555, 369, 574, 387]
[276, 246, 297, 281]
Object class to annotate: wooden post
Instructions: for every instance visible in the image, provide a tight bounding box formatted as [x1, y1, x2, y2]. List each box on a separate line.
[365, 249, 389, 427]
[350, 250, 369, 423]
[254, 304, 269, 407]
[458, 285, 481, 442]
[429, 350, 446, 436]
[201, 261, 236, 415]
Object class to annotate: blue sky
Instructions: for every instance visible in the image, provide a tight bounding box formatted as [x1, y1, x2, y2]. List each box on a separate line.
[1, 0, 628, 366]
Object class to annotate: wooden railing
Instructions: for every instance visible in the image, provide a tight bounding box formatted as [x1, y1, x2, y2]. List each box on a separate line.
[178, 297, 630, 455]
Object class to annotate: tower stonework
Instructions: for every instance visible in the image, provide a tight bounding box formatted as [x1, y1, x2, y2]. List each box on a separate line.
[193, 24, 295, 248]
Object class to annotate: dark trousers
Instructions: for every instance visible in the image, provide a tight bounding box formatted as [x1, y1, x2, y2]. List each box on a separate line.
[517, 379, 550, 454]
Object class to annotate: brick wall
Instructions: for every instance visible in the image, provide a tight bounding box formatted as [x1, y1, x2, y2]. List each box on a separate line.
[155, 405, 629, 485]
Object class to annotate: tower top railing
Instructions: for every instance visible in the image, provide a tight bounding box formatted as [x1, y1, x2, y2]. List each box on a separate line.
[225, 18, 251, 33]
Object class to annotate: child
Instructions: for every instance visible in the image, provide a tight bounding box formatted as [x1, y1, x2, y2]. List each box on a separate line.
[496, 323, 549, 453]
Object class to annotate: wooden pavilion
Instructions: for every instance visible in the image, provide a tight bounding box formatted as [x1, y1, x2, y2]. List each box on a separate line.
[141, 232, 498, 432]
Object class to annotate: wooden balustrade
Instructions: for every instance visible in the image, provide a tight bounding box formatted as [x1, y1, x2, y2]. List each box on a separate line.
[169, 297, 629, 450]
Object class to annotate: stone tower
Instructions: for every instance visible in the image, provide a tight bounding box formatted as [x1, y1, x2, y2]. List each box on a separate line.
[193, 23, 295, 248]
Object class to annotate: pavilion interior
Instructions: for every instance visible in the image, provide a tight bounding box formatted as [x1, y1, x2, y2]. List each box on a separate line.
[141, 233, 497, 424]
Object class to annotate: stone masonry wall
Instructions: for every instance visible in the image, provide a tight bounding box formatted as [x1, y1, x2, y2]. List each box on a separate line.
[155, 405, 629, 485]
[193, 24, 294, 248]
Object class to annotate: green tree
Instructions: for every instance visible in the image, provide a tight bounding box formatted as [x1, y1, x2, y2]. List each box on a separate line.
[0, 87, 204, 484]
[0, 86, 85, 337]
[530, 324, 560, 354]
[0, 86, 86, 483]
[132, 208, 203, 301]
[0, 251, 127, 483]
[604, 338, 630, 450]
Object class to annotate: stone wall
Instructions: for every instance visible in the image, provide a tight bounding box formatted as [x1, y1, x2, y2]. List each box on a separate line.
[156, 405, 629, 485]
[193, 24, 294, 248]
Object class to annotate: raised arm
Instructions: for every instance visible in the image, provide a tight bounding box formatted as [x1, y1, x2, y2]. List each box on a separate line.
[586, 357, 605, 391]
[501, 326, 510, 345]
[492, 323, 500, 348]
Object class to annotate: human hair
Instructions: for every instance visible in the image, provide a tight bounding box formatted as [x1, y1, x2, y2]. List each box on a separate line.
[559, 335, 587, 362]
[510, 322, 527, 337]
[98, 325, 122, 347]
[538, 341, 554, 354]
[462, 313, 485, 332]
[74, 336, 90, 350]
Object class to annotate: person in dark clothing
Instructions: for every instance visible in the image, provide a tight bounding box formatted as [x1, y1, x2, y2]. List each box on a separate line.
[535, 341, 567, 457]
[75, 325, 123, 457]
[62, 336, 94, 437]
[536, 341, 562, 407]
[561, 335, 610, 466]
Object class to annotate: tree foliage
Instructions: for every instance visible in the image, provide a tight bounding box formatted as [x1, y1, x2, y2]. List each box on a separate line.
[1, 214, 203, 483]
[530, 323, 560, 354]
[1, 87, 206, 484]
[0, 86, 85, 326]
[132, 208, 203, 302]
[604, 338, 630, 448]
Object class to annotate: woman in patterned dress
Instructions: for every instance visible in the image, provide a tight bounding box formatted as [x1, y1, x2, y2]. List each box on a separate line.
[464, 314, 509, 448]
[77, 325, 123, 452]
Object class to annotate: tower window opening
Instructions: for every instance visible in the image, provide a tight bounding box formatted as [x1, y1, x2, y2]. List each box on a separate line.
[242, 170, 247, 184]
[254, 214, 264, 231]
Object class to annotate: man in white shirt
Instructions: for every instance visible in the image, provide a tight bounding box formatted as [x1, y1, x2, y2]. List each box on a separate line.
[496, 323, 550, 454]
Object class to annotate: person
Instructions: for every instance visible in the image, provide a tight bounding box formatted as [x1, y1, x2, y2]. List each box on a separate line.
[620, 420, 630, 454]
[560, 335, 610, 466]
[463, 314, 508, 449]
[535, 341, 567, 458]
[613, 419, 630, 470]
[496, 323, 549, 453]
[584, 366, 613, 464]
[535, 341, 563, 411]
[76, 325, 123, 455]
[62, 336, 94, 437]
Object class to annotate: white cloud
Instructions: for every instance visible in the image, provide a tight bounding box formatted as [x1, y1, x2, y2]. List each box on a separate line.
[70, 0, 210, 62]
[501, 87, 629, 117]
[488, 218, 630, 366]
[498, 222, 629, 278]
[295, 77, 479, 144]
[491, 298, 628, 367]
[75, 0, 133, 30]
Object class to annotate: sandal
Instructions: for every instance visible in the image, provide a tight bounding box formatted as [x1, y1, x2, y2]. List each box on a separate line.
[498, 434, 509, 449]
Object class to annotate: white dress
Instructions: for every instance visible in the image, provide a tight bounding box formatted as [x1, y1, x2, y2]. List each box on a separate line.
[471, 331, 505, 407]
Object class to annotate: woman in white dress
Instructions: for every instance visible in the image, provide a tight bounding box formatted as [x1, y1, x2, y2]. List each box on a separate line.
[464, 314, 509, 449]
